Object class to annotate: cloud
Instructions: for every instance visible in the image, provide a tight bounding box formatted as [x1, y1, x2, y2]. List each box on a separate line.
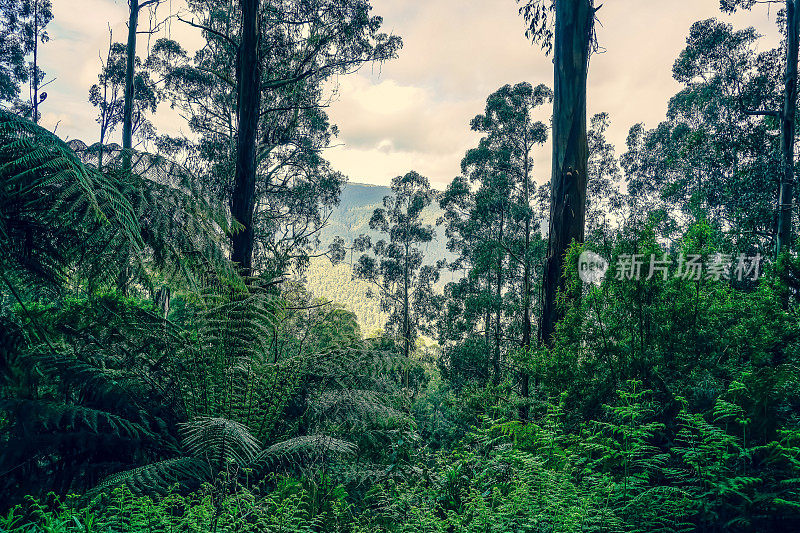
[326, 0, 783, 189]
[38, 0, 784, 189]
[328, 77, 477, 154]
[325, 143, 470, 189]
[368, 0, 551, 99]
[324, 77, 482, 188]
[326, 75, 555, 188]
[38, 0, 200, 142]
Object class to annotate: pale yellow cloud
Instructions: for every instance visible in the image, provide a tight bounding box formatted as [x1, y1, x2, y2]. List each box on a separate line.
[39, 0, 784, 188]
[326, 0, 782, 188]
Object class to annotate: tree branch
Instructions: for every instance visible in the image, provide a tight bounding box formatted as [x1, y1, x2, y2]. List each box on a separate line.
[178, 16, 238, 48]
[742, 108, 781, 118]
[139, 0, 164, 9]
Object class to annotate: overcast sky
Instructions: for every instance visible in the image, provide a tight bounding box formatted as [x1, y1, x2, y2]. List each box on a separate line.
[40, 0, 782, 189]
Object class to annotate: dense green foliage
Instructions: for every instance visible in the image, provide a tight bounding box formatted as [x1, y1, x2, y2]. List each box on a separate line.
[3, 1, 800, 532]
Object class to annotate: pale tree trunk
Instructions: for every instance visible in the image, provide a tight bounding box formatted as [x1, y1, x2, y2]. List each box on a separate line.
[485, 277, 492, 379]
[404, 238, 411, 362]
[32, 0, 39, 123]
[98, 47, 111, 169]
[539, 0, 593, 348]
[777, 0, 800, 256]
[230, 0, 262, 273]
[122, 0, 139, 154]
[116, 0, 142, 292]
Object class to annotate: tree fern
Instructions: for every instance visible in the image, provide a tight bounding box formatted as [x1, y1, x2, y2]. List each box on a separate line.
[180, 416, 262, 466]
[69, 140, 237, 291]
[0, 110, 140, 292]
[257, 434, 358, 470]
[0, 111, 233, 302]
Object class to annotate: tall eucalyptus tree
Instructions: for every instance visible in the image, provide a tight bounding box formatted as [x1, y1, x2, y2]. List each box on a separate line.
[150, 0, 401, 274]
[518, 0, 598, 348]
[721, 0, 800, 257]
[354, 171, 437, 362]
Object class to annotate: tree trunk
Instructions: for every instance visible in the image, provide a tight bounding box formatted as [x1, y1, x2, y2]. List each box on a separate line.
[520, 151, 532, 419]
[116, 0, 141, 291]
[777, 0, 800, 256]
[230, 0, 262, 273]
[403, 238, 411, 362]
[122, 0, 139, 154]
[32, 0, 39, 123]
[485, 276, 492, 381]
[493, 213, 504, 385]
[539, 0, 593, 347]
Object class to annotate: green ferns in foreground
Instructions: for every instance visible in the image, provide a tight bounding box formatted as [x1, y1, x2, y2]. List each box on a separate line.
[8, 378, 800, 532]
[0, 486, 322, 533]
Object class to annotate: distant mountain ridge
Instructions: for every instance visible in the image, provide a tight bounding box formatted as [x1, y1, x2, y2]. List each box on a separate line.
[307, 181, 453, 332]
[317, 181, 451, 265]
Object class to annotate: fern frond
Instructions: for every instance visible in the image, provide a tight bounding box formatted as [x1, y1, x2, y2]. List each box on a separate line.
[308, 389, 404, 425]
[1, 111, 235, 298]
[256, 434, 357, 467]
[95, 457, 211, 495]
[179, 416, 262, 466]
[70, 140, 237, 289]
[0, 111, 142, 290]
[1, 399, 152, 439]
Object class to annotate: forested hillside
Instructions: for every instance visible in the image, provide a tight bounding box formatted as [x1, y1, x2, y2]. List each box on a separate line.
[2, 1, 800, 532]
[308, 182, 449, 331]
[304, 255, 388, 334]
[318, 181, 451, 262]
[317, 183, 394, 248]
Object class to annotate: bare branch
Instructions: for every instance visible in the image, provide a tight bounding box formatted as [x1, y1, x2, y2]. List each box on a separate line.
[139, 0, 164, 9]
[178, 16, 238, 48]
